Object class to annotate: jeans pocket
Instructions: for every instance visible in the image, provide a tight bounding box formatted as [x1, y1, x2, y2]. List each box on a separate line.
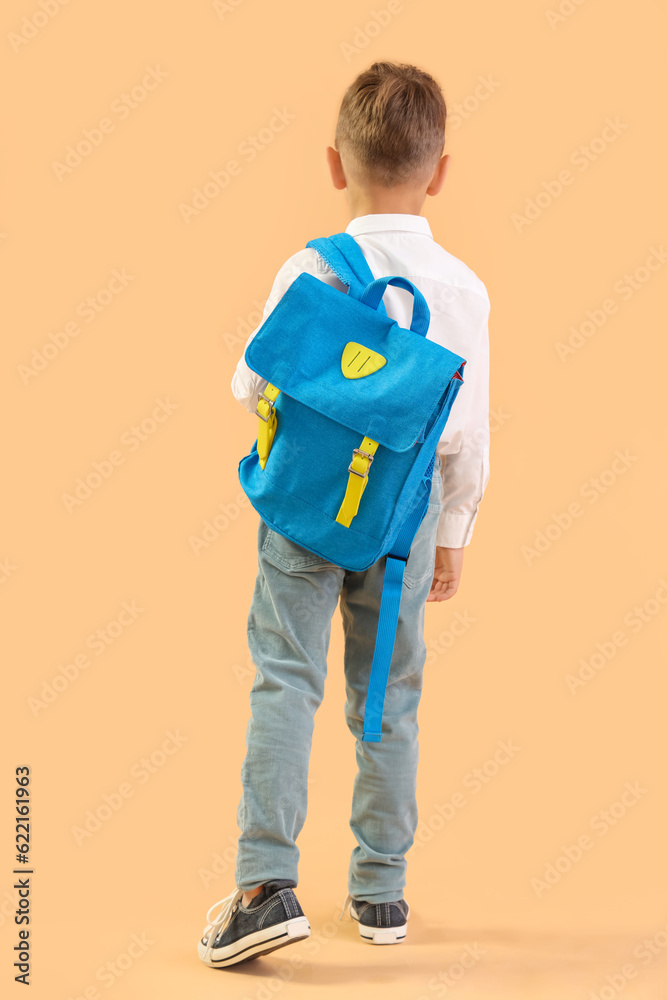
[261, 524, 336, 572]
[403, 505, 439, 589]
[427, 470, 443, 515]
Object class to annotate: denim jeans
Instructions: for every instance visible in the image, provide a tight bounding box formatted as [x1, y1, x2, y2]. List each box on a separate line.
[235, 454, 443, 904]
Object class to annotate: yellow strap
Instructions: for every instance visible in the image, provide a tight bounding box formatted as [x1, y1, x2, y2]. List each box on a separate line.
[335, 436, 379, 527]
[256, 383, 281, 469]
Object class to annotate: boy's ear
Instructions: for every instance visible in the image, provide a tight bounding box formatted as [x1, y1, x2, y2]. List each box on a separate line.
[326, 146, 347, 190]
[426, 154, 449, 197]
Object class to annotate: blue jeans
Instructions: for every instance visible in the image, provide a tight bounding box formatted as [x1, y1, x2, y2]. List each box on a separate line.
[235, 454, 443, 904]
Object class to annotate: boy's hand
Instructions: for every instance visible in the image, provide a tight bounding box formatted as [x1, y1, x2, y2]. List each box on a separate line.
[426, 546, 464, 602]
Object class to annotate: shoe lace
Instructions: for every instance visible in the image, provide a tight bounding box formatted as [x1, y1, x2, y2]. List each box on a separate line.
[338, 893, 353, 921]
[201, 887, 244, 961]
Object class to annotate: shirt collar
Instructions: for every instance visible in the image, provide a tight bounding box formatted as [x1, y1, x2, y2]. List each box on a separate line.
[344, 213, 433, 239]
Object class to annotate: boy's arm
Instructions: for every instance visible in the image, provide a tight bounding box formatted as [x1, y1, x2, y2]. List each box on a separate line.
[435, 294, 491, 549]
[230, 255, 304, 414]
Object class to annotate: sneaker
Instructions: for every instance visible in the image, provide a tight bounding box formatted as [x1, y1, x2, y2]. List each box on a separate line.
[198, 881, 310, 968]
[339, 893, 410, 945]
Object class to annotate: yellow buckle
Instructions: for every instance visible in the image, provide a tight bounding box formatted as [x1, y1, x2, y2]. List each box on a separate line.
[348, 448, 374, 477]
[255, 384, 280, 470]
[336, 437, 379, 527]
[255, 392, 275, 422]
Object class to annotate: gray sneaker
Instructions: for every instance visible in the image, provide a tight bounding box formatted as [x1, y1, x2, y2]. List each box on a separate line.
[198, 880, 310, 968]
[339, 893, 410, 944]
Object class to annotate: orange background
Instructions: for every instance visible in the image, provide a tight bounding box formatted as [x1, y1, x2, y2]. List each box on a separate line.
[3, 1, 667, 997]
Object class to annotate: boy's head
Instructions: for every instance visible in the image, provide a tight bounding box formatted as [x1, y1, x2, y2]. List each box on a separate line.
[327, 61, 449, 214]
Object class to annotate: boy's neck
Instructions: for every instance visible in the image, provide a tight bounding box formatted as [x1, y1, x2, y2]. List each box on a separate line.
[346, 190, 427, 220]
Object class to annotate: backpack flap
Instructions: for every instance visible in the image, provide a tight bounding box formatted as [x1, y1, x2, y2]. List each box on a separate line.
[244, 271, 465, 452]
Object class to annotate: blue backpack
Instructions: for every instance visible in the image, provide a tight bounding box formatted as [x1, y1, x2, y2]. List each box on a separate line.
[238, 232, 466, 742]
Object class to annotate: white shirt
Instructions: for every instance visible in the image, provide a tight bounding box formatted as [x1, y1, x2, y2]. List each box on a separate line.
[231, 213, 490, 548]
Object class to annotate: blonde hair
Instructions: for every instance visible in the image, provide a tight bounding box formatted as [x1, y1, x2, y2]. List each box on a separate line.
[334, 60, 447, 188]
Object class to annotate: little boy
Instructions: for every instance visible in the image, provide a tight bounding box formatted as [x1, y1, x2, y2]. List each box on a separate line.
[198, 60, 490, 969]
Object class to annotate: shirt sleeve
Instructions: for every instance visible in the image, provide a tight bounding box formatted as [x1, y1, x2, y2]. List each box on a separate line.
[230, 256, 302, 415]
[435, 295, 491, 548]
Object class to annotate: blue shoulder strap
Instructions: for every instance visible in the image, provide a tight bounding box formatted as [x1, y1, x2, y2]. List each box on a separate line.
[305, 232, 388, 316]
[362, 452, 435, 742]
